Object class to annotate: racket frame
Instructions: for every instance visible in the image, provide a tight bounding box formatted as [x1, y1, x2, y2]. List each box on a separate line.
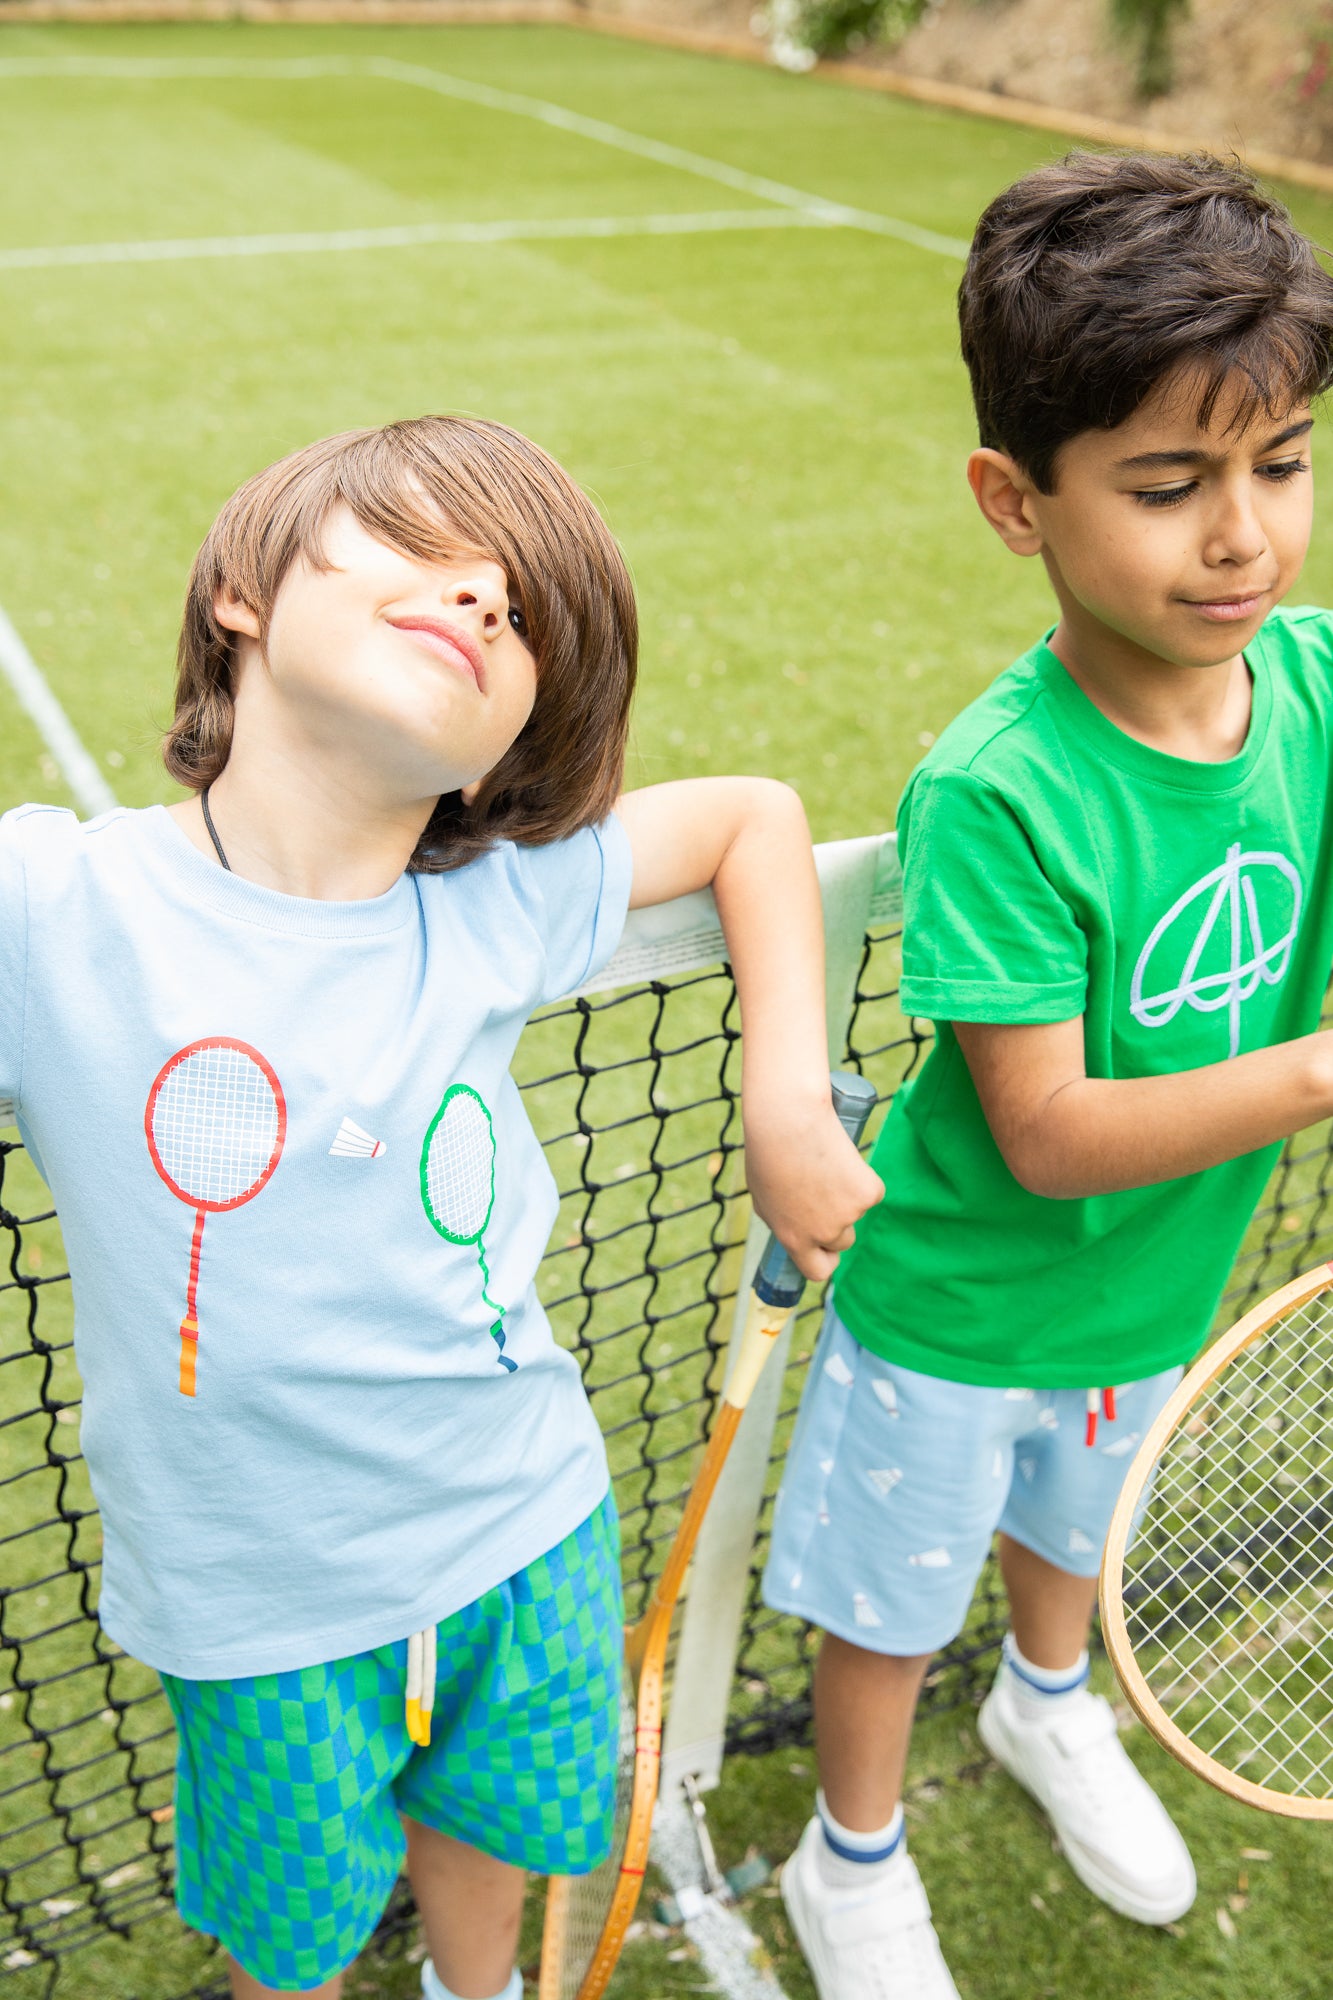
[144, 1037, 286, 1211]
[1100, 1259, 1333, 1821]
[539, 1070, 876, 1998]
[539, 1289, 792, 2000]
[419, 1083, 496, 1247]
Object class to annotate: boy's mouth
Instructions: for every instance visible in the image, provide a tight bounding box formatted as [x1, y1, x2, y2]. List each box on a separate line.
[1180, 590, 1270, 624]
[388, 616, 485, 689]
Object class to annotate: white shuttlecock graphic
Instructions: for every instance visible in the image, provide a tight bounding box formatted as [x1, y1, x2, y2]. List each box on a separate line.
[329, 1117, 387, 1159]
[870, 1377, 899, 1416]
[867, 1466, 903, 1496]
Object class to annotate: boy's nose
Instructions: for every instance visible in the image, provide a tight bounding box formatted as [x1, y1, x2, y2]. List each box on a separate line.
[442, 564, 510, 629]
[1204, 487, 1268, 567]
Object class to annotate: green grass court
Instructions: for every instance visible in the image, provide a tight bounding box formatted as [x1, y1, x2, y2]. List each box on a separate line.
[4, 19, 1333, 1997]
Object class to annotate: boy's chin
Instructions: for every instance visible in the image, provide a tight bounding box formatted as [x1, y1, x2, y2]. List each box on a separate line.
[1129, 614, 1268, 671]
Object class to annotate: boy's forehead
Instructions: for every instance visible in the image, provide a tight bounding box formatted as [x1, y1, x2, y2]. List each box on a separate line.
[311, 498, 475, 570]
[1050, 369, 1314, 484]
[1105, 369, 1312, 463]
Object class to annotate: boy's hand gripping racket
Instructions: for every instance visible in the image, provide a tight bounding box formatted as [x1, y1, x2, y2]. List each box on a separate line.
[1101, 1261, 1333, 1819]
[145, 1038, 286, 1398]
[539, 1070, 878, 2000]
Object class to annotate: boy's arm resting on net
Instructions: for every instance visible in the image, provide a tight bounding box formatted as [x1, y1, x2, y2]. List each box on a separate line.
[955, 1014, 1333, 1200]
[615, 778, 882, 1279]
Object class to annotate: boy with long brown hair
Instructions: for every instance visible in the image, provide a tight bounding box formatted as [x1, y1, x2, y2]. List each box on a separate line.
[0, 415, 880, 1999]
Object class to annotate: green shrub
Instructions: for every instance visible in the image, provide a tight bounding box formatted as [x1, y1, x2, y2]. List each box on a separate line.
[1111, 0, 1190, 98]
[795, 0, 930, 62]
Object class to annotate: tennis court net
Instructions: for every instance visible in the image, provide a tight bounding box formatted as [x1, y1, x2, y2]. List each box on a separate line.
[2, 831, 1331, 1992]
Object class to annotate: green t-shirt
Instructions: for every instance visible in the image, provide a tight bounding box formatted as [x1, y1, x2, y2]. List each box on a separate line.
[836, 607, 1333, 1388]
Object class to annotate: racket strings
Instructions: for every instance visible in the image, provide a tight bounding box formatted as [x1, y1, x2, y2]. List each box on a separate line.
[1121, 1291, 1333, 1797]
[424, 1093, 494, 1241]
[546, 1668, 637, 2000]
[152, 1046, 280, 1205]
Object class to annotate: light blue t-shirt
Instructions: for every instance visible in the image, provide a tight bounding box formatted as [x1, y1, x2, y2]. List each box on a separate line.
[0, 803, 632, 1679]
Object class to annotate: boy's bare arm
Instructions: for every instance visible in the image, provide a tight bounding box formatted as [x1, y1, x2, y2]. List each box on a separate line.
[956, 1015, 1333, 1199]
[616, 778, 883, 1278]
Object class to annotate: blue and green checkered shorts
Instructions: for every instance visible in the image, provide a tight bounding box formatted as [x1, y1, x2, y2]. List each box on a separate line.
[160, 1495, 622, 1990]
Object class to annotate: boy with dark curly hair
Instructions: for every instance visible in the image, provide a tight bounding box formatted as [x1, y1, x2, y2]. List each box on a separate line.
[766, 153, 1333, 1997]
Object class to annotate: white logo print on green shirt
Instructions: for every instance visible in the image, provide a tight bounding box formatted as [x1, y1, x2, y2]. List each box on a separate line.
[1130, 843, 1303, 1059]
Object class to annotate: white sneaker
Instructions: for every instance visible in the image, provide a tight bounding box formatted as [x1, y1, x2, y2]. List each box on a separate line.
[780, 1816, 961, 2000]
[978, 1669, 1196, 1924]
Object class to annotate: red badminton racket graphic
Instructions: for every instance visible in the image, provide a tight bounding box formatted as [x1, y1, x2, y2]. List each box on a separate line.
[145, 1038, 286, 1398]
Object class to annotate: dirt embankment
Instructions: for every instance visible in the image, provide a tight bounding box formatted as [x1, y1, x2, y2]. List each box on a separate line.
[871, 0, 1333, 167]
[576, 0, 1333, 170]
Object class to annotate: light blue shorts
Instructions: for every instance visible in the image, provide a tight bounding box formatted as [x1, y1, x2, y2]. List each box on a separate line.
[762, 1305, 1181, 1656]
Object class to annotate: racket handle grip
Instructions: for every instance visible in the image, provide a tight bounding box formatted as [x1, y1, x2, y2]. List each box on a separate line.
[752, 1070, 878, 1309]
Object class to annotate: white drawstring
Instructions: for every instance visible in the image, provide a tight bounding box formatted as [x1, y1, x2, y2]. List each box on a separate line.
[406, 1624, 437, 1745]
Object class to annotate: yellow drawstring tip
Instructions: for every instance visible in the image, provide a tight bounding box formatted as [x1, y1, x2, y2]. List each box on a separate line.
[405, 1697, 431, 1746]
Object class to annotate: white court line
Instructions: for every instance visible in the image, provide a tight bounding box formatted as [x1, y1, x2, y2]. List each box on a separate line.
[652, 1790, 792, 2000]
[0, 54, 971, 261]
[0, 51, 961, 845]
[0, 603, 119, 817]
[0, 208, 835, 273]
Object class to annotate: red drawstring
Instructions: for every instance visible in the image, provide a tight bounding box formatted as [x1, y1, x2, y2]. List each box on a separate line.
[1085, 1386, 1117, 1447]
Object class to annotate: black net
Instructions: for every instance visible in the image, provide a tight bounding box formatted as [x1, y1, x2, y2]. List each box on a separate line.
[3, 910, 1333, 1991]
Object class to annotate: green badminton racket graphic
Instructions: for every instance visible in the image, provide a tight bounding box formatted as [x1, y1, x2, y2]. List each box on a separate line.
[419, 1083, 516, 1373]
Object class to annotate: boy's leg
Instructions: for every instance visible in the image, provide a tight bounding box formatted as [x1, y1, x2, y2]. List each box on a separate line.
[981, 1373, 1194, 1925]
[997, 1531, 1098, 1665]
[403, 1821, 524, 2000]
[227, 1962, 343, 1999]
[762, 1310, 1025, 1999]
[813, 1635, 931, 1829]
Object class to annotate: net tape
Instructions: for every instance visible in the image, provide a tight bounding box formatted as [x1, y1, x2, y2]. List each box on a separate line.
[3, 904, 1333, 1993]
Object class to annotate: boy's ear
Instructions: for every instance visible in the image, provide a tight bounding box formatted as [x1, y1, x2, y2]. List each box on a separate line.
[967, 449, 1044, 558]
[213, 588, 263, 640]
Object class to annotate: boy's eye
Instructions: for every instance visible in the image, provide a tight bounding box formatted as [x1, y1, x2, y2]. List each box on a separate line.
[1258, 456, 1308, 484]
[507, 602, 530, 641]
[1134, 483, 1195, 510]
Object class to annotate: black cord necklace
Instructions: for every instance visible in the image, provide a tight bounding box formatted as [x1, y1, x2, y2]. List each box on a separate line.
[200, 786, 232, 873]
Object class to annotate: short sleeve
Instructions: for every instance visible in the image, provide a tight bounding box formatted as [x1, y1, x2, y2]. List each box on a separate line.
[515, 816, 634, 1004]
[0, 809, 31, 1108]
[898, 769, 1087, 1024]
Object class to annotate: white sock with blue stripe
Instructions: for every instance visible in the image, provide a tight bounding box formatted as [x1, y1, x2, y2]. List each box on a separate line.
[814, 1789, 905, 1892]
[421, 1961, 522, 2000]
[1000, 1631, 1090, 1720]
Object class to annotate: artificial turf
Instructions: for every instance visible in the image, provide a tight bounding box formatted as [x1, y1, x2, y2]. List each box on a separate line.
[4, 21, 1333, 1998]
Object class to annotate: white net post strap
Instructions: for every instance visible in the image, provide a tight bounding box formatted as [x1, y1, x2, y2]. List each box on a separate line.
[656, 832, 898, 1798]
[651, 1788, 793, 1999]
